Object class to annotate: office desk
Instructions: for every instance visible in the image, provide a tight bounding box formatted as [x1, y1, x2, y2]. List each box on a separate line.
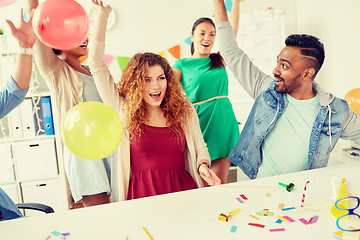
[1, 162, 359, 240]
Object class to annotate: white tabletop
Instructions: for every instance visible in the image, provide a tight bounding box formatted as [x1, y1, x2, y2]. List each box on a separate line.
[1, 162, 360, 240]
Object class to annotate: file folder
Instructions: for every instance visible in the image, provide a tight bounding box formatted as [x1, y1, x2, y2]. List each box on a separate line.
[9, 106, 23, 138]
[20, 98, 36, 138]
[40, 96, 55, 135]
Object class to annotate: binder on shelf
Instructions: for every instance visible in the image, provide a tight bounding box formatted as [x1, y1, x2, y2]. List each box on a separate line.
[31, 96, 45, 136]
[9, 106, 23, 138]
[40, 96, 55, 135]
[19, 98, 36, 138]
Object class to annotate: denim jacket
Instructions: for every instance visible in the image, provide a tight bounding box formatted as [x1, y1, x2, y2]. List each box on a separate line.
[0, 76, 28, 119]
[0, 187, 22, 221]
[217, 21, 360, 179]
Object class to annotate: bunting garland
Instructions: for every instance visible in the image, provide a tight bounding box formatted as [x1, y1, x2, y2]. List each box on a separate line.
[100, 0, 242, 73]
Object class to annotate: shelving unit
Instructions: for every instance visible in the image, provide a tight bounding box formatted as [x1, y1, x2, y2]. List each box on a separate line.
[0, 52, 68, 216]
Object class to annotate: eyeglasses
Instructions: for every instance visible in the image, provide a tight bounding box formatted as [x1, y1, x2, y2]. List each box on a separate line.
[335, 196, 360, 232]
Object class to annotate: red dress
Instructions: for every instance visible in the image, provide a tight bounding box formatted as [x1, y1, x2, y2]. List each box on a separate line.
[127, 125, 197, 200]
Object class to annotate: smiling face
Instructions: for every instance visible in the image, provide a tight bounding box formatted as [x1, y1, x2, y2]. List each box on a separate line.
[142, 64, 167, 109]
[64, 38, 89, 57]
[272, 46, 308, 95]
[191, 22, 216, 58]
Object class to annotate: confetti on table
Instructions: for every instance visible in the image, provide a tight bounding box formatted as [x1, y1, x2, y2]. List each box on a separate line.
[298, 218, 311, 225]
[310, 215, 319, 223]
[51, 231, 61, 237]
[281, 207, 295, 211]
[282, 216, 295, 223]
[236, 197, 244, 203]
[278, 203, 284, 209]
[248, 223, 265, 228]
[230, 226, 237, 233]
[239, 194, 248, 200]
[332, 235, 343, 240]
[249, 214, 259, 220]
[269, 228, 285, 232]
[276, 215, 290, 223]
[275, 218, 283, 224]
[266, 192, 271, 197]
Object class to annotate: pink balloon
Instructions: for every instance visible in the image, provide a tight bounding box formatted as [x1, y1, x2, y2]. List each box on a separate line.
[32, 0, 89, 51]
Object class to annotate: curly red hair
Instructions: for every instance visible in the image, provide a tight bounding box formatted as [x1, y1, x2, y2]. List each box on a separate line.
[117, 52, 192, 143]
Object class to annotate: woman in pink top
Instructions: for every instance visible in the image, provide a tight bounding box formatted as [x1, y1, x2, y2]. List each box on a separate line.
[89, 0, 221, 201]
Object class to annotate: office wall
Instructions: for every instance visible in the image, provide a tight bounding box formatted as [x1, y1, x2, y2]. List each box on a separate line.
[296, 0, 360, 98]
[0, 0, 358, 97]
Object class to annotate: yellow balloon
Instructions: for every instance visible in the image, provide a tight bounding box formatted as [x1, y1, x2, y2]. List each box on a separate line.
[62, 102, 123, 160]
[344, 88, 360, 116]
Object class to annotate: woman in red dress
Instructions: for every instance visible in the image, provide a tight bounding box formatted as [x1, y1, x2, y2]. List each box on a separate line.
[89, 0, 221, 201]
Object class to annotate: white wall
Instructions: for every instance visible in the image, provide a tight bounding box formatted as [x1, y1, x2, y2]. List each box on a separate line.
[0, 0, 358, 101]
[296, 0, 360, 98]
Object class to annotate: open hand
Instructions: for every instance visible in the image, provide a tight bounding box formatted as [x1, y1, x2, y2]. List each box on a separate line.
[6, 8, 36, 48]
[199, 164, 221, 186]
[92, 0, 112, 15]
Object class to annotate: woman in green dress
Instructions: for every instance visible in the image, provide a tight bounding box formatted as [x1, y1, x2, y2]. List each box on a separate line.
[173, 0, 241, 184]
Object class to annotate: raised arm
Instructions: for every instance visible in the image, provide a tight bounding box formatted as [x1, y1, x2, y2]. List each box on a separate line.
[0, 9, 35, 119]
[6, 9, 36, 90]
[88, 0, 120, 111]
[213, 0, 273, 99]
[229, 0, 240, 36]
[25, 0, 62, 77]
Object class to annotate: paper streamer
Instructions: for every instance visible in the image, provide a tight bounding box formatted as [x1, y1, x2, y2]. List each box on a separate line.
[269, 228, 285, 232]
[310, 215, 319, 223]
[236, 197, 244, 203]
[248, 223, 265, 228]
[282, 216, 295, 223]
[239, 194, 248, 200]
[298, 218, 311, 225]
[281, 207, 295, 211]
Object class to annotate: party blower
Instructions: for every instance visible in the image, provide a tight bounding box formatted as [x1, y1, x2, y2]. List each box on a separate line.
[331, 178, 349, 218]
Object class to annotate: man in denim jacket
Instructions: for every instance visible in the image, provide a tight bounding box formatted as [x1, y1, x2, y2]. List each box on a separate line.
[213, 0, 360, 179]
[0, 10, 35, 221]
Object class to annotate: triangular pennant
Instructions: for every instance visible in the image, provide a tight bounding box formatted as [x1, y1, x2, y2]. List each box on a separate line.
[79, 50, 89, 64]
[225, 0, 233, 12]
[168, 45, 180, 59]
[156, 51, 164, 57]
[104, 54, 113, 65]
[184, 36, 192, 46]
[116, 56, 130, 72]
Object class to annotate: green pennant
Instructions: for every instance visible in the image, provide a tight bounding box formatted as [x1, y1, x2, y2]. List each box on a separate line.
[116, 56, 130, 72]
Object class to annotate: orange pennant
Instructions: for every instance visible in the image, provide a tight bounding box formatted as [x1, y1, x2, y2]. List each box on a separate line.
[168, 45, 180, 59]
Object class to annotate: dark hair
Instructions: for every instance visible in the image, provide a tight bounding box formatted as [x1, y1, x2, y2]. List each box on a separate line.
[191, 17, 224, 70]
[285, 34, 325, 76]
[52, 48, 62, 55]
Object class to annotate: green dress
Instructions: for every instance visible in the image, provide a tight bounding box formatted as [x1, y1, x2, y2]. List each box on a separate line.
[173, 57, 239, 161]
